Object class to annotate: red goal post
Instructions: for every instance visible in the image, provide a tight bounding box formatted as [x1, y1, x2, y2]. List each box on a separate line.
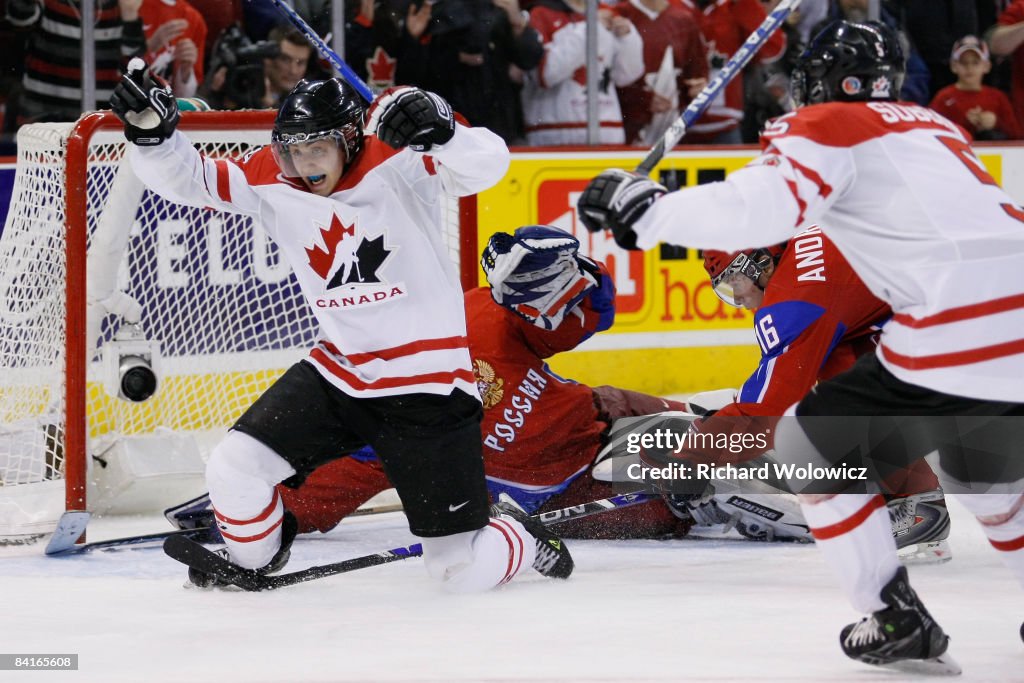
[0, 111, 478, 540]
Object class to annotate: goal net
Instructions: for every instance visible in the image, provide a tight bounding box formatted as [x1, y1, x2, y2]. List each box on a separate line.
[0, 111, 477, 540]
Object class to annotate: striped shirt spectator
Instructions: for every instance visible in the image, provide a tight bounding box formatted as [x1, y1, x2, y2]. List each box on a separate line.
[5, 0, 146, 125]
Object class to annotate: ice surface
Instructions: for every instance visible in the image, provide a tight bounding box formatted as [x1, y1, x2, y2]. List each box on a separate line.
[0, 497, 1021, 682]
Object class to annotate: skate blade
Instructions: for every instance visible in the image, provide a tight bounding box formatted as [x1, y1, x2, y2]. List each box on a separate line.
[898, 539, 953, 565]
[879, 652, 962, 676]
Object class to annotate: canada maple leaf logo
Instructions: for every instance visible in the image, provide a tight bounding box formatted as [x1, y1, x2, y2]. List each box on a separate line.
[366, 47, 396, 88]
[305, 213, 356, 280]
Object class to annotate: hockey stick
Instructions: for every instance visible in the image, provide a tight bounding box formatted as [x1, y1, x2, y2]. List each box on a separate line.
[268, 0, 374, 103]
[635, 0, 800, 175]
[44, 510, 218, 556]
[163, 490, 657, 591]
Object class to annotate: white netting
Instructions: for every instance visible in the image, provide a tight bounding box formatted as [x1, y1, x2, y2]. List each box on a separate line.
[0, 114, 467, 537]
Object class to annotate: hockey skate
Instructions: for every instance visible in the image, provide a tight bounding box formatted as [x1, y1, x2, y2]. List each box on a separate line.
[888, 490, 952, 565]
[491, 494, 574, 579]
[187, 512, 298, 589]
[840, 566, 961, 675]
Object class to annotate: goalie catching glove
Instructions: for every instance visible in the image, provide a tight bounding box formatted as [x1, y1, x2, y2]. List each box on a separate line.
[110, 57, 180, 146]
[576, 169, 666, 250]
[481, 225, 599, 331]
[366, 86, 455, 152]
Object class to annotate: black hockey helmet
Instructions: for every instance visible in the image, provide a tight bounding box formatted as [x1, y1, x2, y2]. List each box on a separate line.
[271, 78, 365, 175]
[791, 20, 905, 107]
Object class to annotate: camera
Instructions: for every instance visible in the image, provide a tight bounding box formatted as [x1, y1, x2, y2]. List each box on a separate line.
[103, 324, 161, 403]
[208, 24, 280, 109]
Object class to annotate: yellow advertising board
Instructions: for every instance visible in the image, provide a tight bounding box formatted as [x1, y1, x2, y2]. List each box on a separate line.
[476, 149, 1004, 397]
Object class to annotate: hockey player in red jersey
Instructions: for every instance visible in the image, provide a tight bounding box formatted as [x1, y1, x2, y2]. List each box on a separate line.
[578, 20, 1024, 675]
[111, 64, 573, 591]
[254, 225, 693, 541]
[675, 230, 950, 561]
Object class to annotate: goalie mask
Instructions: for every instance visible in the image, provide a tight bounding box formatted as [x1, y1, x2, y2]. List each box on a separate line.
[791, 20, 905, 107]
[704, 245, 785, 309]
[271, 78, 365, 179]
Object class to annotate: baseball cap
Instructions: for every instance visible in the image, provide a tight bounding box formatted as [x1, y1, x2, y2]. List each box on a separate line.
[951, 35, 990, 63]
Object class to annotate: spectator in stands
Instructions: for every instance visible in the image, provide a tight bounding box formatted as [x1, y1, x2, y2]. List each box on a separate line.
[741, 0, 804, 142]
[989, 0, 1024, 130]
[140, 0, 207, 98]
[262, 24, 316, 107]
[396, 0, 543, 145]
[677, 0, 786, 145]
[902, 0, 978, 98]
[781, 0, 828, 46]
[811, 0, 931, 104]
[930, 34, 1021, 140]
[197, 23, 268, 109]
[344, 0, 402, 91]
[614, 0, 708, 146]
[4, 0, 146, 126]
[521, 0, 643, 146]
[183, 0, 238, 56]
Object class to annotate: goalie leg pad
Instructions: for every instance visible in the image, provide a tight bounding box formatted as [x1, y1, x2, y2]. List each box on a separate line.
[712, 491, 813, 542]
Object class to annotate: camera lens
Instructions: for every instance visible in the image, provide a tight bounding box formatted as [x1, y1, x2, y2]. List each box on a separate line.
[119, 356, 158, 402]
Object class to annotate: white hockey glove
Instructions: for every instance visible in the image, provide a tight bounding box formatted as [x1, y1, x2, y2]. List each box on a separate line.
[576, 169, 666, 250]
[366, 86, 455, 152]
[481, 225, 599, 331]
[110, 58, 180, 146]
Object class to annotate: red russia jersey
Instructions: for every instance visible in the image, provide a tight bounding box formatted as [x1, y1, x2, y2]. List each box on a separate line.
[635, 101, 1024, 402]
[614, 0, 708, 144]
[129, 126, 510, 399]
[674, 0, 786, 141]
[720, 225, 890, 418]
[141, 0, 207, 85]
[466, 270, 615, 488]
[694, 226, 890, 461]
[929, 85, 1023, 140]
[998, 1, 1024, 130]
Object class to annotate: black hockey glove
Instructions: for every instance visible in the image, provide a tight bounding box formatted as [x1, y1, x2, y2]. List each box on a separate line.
[372, 86, 455, 152]
[110, 57, 180, 146]
[576, 169, 666, 251]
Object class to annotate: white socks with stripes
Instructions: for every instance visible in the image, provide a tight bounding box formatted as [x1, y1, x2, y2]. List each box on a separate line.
[957, 492, 1024, 590]
[206, 430, 297, 570]
[422, 516, 537, 593]
[801, 493, 903, 613]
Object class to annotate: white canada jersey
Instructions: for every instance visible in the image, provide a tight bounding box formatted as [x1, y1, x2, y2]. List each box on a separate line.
[522, 4, 644, 146]
[634, 101, 1024, 402]
[129, 125, 510, 399]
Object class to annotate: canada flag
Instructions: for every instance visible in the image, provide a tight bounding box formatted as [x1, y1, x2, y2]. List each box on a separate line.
[366, 47, 397, 90]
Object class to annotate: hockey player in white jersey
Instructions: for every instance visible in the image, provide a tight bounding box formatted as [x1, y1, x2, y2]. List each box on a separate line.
[577, 20, 1024, 675]
[109, 60, 573, 591]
